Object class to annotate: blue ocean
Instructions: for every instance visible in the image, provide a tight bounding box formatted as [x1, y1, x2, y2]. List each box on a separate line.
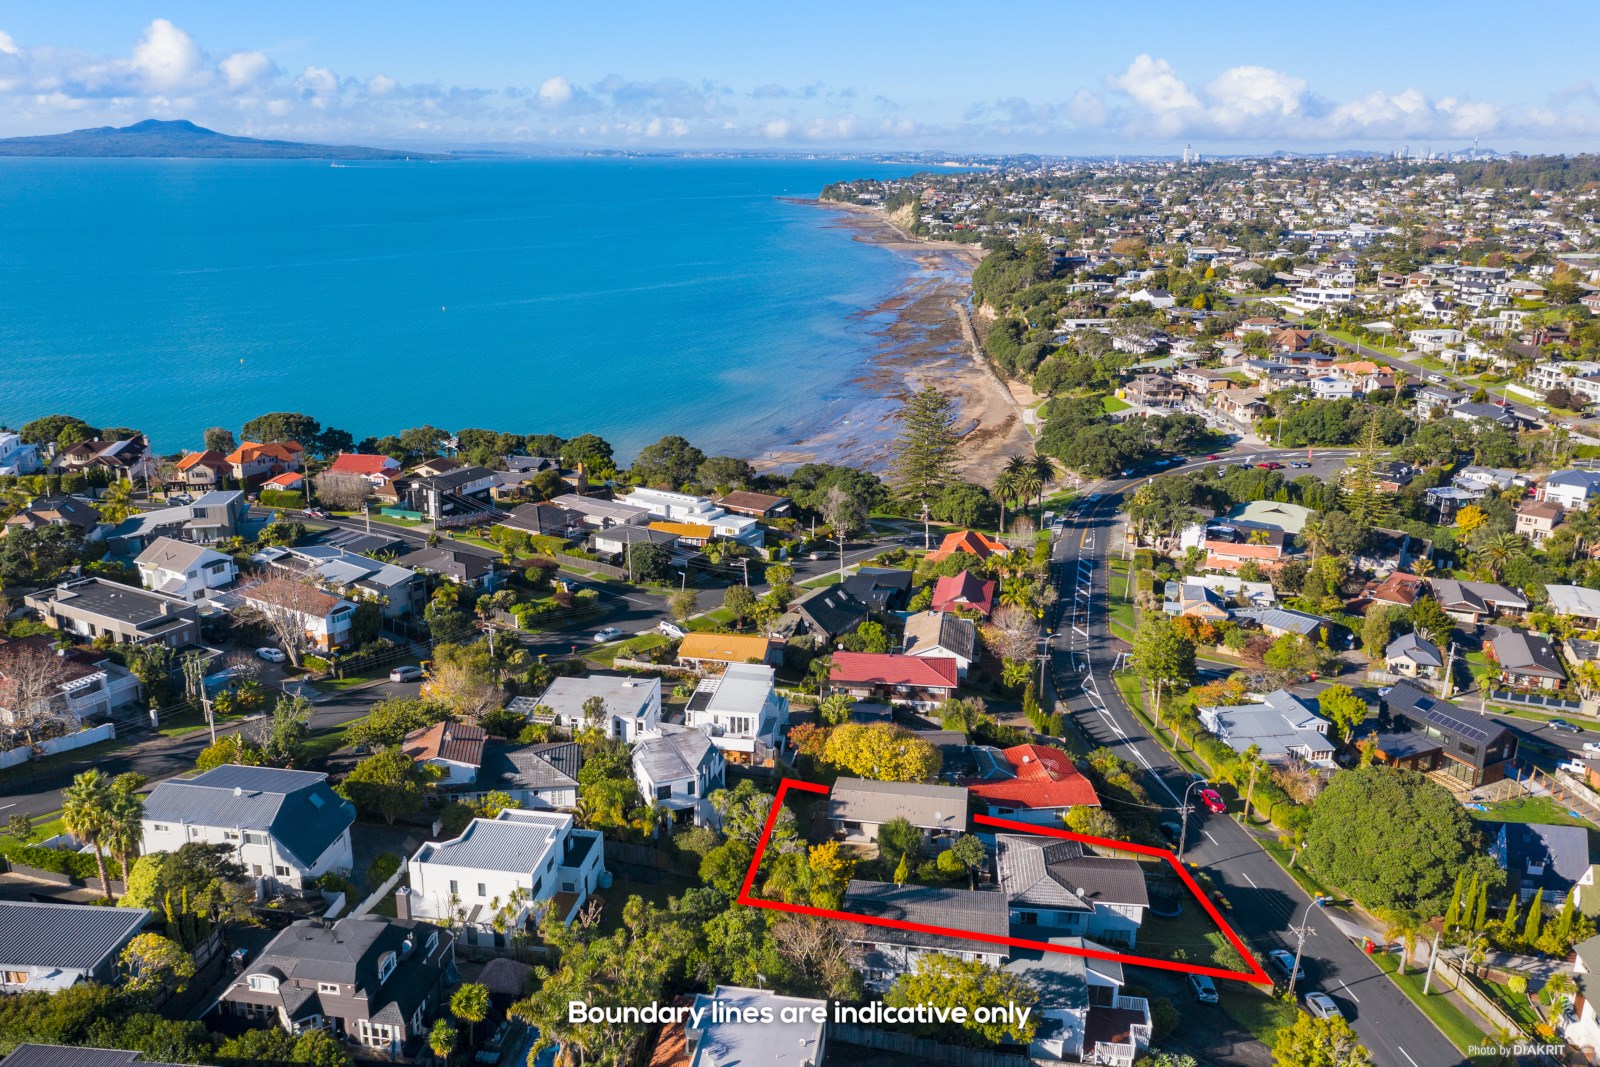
[0, 156, 930, 460]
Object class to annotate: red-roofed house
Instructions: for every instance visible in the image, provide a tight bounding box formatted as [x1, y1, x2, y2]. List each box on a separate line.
[926, 530, 1010, 563]
[828, 652, 958, 707]
[402, 720, 488, 786]
[931, 572, 997, 617]
[1204, 539, 1284, 573]
[329, 452, 403, 486]
[965, 744, 1101, 825]
[263, 471, 304, 492]
[1360, 571, 1426, 610]
[226, 441, 305, 483]
[170, 450, 232, 491]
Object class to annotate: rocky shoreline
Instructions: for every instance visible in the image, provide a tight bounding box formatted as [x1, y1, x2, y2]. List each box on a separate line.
[755, 199, 1036, 483]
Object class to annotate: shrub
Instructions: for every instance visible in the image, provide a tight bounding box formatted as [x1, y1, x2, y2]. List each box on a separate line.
[0, 837, 120, 882]
[367, 852, 403, 886]
[259, 490, 305, 509]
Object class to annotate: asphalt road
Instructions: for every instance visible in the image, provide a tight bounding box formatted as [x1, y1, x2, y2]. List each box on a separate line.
[1048, 445, 1467, 1067]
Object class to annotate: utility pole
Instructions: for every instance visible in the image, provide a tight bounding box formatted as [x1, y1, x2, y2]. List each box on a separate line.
[1287, 896, 1330, 1001]
[1421, 928, 1444, 995]
[921, 499, 931, 552]
[1176, 778, 1210, 862]
[1441, 640, 1457, 698]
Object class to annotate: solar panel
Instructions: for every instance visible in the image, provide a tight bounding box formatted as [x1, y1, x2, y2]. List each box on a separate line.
[1424, 707, 1491, 744]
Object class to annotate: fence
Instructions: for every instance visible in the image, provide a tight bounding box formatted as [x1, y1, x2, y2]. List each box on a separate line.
[1490, 689, 1583, 713]
[0, 722, 118, 770]
[551, 552, 629, 580]
[348, 864, 407, 919]
[828, 1024, 1031, 1067]
[605, 840, 700, 877]
[1441, 958, 1565, 1065]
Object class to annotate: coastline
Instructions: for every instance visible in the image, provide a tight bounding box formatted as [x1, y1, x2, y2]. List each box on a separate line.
[755, 199, 1035, 484]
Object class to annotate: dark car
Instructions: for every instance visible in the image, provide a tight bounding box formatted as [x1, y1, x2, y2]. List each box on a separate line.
[1199, 787, 1226, 814]
[1549, 719, 1582, 734]
[1159, 821, 1183, 847]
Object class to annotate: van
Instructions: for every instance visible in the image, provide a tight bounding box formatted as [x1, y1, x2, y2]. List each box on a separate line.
[1188, 973, 1218, 1004]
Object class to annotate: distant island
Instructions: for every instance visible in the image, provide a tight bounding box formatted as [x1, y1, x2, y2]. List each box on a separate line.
[0, 119, 442, 160]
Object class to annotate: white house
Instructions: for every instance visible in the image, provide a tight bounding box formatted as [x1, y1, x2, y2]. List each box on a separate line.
[401, 720, 487, 786]
[401, 809, 605, 942]
[531, 674, 661, 742]
[997, 834, 1148, 948]
[1290, 286, 1354, 311]
[0, 432, 41, 477]
[1546, 471, 1600, 512]
[135, 536, 237, 602]
[141, 765, 354, 892]
[631, 724, 726, 828]
[682, 663, 789, 766]
[1408, 328, 1465, 352]
[622, 487, 764, 548]
[240, 579, 358, 651]
[1308, 376, 1356, 401]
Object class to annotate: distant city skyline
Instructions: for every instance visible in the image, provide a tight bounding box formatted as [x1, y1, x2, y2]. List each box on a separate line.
[1, 2, 1598, 153]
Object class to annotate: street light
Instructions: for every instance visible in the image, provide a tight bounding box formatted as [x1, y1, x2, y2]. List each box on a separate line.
[1288, 895, 1331, 1000]
[1175, 778, 1211, 862]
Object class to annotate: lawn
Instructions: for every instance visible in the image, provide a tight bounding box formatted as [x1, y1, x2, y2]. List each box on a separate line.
[685, 608, 737, 632]
[1137, 900, 1253, 973]
[1102, 395, 1132, 414]
[1370, 951, 1490, 1056]
[366, 512, 429, 529]
[1218, 985, 1298, 1047]
[299, 719, 363, 767]
[588, 632, 670, 666]
[1478, 975, 1541, 1034]
[155, 705, 251, 738]
[593, 870, 698, 935]
[1474, 795, 1594, 828]
[0, 736, 130, 790]
[799, 572, 845, 589]
[1257, 837, 1342, 903]
[2, 810, 64, 844]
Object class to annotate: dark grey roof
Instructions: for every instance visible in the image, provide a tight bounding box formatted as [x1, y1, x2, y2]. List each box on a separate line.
[144, 765, 354, 870]
[842, 880, 1009, 954]
[245, 916, 420, 988]
[997, 835, 1149, 910]
[41, 578, 193, 627]
[396, 544, 498, 582]
[0, 1048, 183, 1067]
[0, 901, 148, 973]
[497, 502, 585, 538]
[1498, 823, 1590, 895]
[1430, 578, 1527, 614]
[841, 568, 914, 611]
[828, 778, 967, 830]
[787, 585, 868, 638]
[464, 741, 582, 795]
[314, 527, 407, 556]
[1487, 627, 1566, 680]
[1233, 606, 1327, 635]
[1383, 683, 1508, 747]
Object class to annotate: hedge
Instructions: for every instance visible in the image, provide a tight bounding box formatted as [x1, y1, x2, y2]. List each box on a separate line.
[0, 837, 121, 882]
[259, 490, 305, 509]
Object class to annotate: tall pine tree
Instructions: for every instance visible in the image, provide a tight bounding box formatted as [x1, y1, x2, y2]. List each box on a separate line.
[1472, 880, 1489, 932]
[1524, 897, 1543, 945]
[1501, 892, 1521, 937]
[1341, 419, 1393, 527]
[888, 387, 962, 510]
[1558, 890, 1577, 943]
[1443, 870, 1465, 931]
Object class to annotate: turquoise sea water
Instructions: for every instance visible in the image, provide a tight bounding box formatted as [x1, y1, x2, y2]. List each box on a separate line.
[0, 156, 930, 459]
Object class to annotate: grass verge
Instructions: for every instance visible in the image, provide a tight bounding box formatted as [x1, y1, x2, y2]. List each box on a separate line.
[1218, 985, 1298, 1046]
[1370, 951, 1490, 1055]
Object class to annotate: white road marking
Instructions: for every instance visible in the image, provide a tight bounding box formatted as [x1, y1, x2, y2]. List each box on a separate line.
[1338, 980, 1360, 1003]
[1397, 1047, 1419, 1067]
[1242, 872, 1259, 889]
[0, 803, 14, 812]
[1203, 830, 1218, 844]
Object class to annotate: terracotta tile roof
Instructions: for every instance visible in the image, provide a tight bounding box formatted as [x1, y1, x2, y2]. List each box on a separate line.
[402, 721, 487, 768]
[263, 472, 303, 489]
[926, 530, 1010, 562]
[966, 744, 1101, 810]
[242, 578, 342, 616]
[176, 449, 227, 472]
[328, 453, 399, 476]
[829, 652, 959, 689]
[226, 441, 305, 464]
[1363, 571, 1425, 607]
[676, 632, 770, 664]
[931, 572, 997, 615]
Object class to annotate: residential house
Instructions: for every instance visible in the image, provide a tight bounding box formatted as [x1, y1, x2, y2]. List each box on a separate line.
[1491, 822, 1589, 906]
[0, 431, 41, 476]
[842, 880, 1009, 988]
[142, 765, 355, 891]
[1162, 580, 1230, 622]
[449, 740, 583, 810]
[1006, 937, 1153, 1067]
[682, 663, 789, 766]
[964, 744, 1101, 825]
[218, 915, 453, 1054]
[240, 579, 358, 651]
[1, 1047, 190, 1067]
[841, 567, 914, 612]
[395, 542, 502, 590]
[674, 632, 777, 671]
[1385, 633, 1445, 683]
[631, 724, 726, 828]
[1414, 385, 1465, 418]
[1225, 500, 1313, 535]
[623, 488, 764, 548]
[1408, 328, 1466, 352]
[396, 466, 499, 526]
[1122, 374, 1185, 407]
[1360, 571, 1427, 610]
[1517, 500, 1564, 544]
[1485, 627, 1566, 691]
[828, 651, 959, 707]
[655, 986, 826, 1067]
[997, 834, 1148, 948]
[1456, 466, 1520, 493]
[4, 495, 101, 537]
[24, 578, 200, 648]
[104, 490, 247, 553]
[533, 674, 661, 742]
[546, 493, 650, 530]
[827, 778, 967, 844]
[1452, 402, 1525, 430]
[931, 571, 998, 617]
[1429, 578, 1528, 623]
[926, 530, 1010, 564]
[1127, 287, 1175, 309]
[254, 544, 424, 619]
[1175, 367, 1232, 394]
[402, 809, 605, 938]
[0, 901, 149, 994]
[1232, 606, 1329, 641]
[1545, 471, 1600, 512]
[494, 501, 586, 541]
[53, 438, 158, 483]
[168, 450, 231, 492]
[589, 523, 680, 563]
[1272, 328, 1315, 351]
[1203, 537, 1284, 574]
[901, 611, 979, 679]
[0, 635, 144, 727]
[1371, 683, 1517, 787]
[134, 537, 236, 602]
[774, 585, 868, 643]
[224, 441, 304, 484]
[714, 490, 794, 518]
[648, 521, 714, 548]
[327, 452, 402, 486]
[1547, 585, 1600, 630]
[402, 721, 488, 786]
[263, 472, 304, 493]
[1308, 376, 1356, 401]
[1196, 689, 1338, 764]
[1556, 935, 1600, 1056]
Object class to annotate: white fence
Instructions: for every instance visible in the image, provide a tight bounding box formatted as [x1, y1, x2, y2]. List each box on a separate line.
[0, 722, 117, 770]
[349, 865, 407, 919]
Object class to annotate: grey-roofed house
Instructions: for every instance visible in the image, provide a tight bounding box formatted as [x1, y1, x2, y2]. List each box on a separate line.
[24, 577, 200, 648]
[1486, 626, 1567, 691]
[445, 740, 583, 810]
[673, 986, 825, 1067]
[1386, 632, 1444, 682]
[773, 585, 868, 642]
[1232, 606, 1329, 640]
[901, 610, 979, 678]
[546, 493, 650, 530]
[0, 1049, 184, 1067]
[1547, 584, 1600, 630]
[0, 901, 150, 994]
[631, 724, 725, 828]
[141, 765, 354, 892]
[827, 778, 967, 844]
[134, 537, 236, 603]
[1492, 822, 1590, 905]
[841, 567, 914, 612]
[217, 915, 455, 1054]
[682, 663, 789, 766]
[1374, 682, 1517, 786]
[104, 491, 245, 553]
[587, 523, 681, 563]
[402, 809, 605, 937]
[529, 674, 660, 742]
[1429, 578, 1528, 623]
[395, 542, 503, 590]
[997, 835, 1148, 948]
[253, 544, 424, 619]
[841, 880, 1010, 988]
[1196, 689, 1338, 765]
[1005, 937, 1153, 1067]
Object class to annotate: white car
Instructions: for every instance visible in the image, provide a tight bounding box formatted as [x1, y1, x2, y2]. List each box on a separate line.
[1581, 742, 1600, 755]
[255, 647, 287, 663]
[657, 621, 687, 639]
[593, 627, 624, 643]
[1537, 406, 1552, 415]
[1557, 759, 1590, 775]
[388, 665, 424, 683]
[1303, 991, 1342, 1020]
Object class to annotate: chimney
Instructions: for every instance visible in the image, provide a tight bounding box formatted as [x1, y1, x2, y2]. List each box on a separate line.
[393, 886, 412, 921]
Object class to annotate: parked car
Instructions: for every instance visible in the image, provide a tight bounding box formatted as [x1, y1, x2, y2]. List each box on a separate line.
[1581, 741, 1600, 754]
[1188, 973, 1218, 1004]
[255, 647, 287, 663]
[1557, 759, 1590, 775]
[594, 627, 624, 643]
[1267, 949, 1305, 983]
[1538, 405, 1552, 415]
[1304, 991, 1342, 1020]
[1549, 719, 1582, 733]
[1158, 821, 1183, 847]
[657, 621, 687, 639]
[1087, 493, 1103, 503]
[1205, 454, 1222, 461]
[302, 507, 329, 519]
[1198, 787, 1226, 814]
[389, 665, 424, 683]
[1289, 461, 1311, 468]
[1257, 461, 1284, 470]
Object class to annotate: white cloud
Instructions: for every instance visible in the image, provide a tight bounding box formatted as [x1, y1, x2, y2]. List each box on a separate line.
[131, 18, 204, 90]
[219, 50, 274, 91]
[537, 75, 572, 105]
[0, 31, 19, 56]
[1205, 66, 1307, 122]
[367, 73, 397, 95]
[1106, 55, 1199, 114]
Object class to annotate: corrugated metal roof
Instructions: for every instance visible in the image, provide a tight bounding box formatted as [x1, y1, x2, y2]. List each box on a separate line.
[0, 901, 149, 973]
[0, 1047, 175, 1067]
[143, 764, 353, 870]
[413, 810, 570, 874]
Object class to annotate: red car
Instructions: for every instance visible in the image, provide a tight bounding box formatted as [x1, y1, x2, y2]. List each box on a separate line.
[1257, 461, 1284, 470]
[1206, 454, 1222, 461]
[1199, 788, 1227, 814]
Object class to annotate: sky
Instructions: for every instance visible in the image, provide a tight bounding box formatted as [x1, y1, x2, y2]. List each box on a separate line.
[2, 2, 1598, 154]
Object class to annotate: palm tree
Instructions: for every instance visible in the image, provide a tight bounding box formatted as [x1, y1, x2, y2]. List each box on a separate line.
[1299, 518, 1331, 562]
[1378, 907, 1427, 972]
[1477, 532, 1527, 582]
[428, 1019, 458, 1064]
[450, 982, 490, 1045]
[104, 774, 146, 889]
[1011, 468, 1042, 530]
[1411, 557, 1434, 579]
[1030, 454, 1061, 519]
[62, 770, 115, 899]
[98, 480, 135, 525]
[993, 469, 1019, 534]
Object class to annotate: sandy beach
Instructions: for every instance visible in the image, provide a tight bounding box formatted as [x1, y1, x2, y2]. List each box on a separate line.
[755, 199, 1036, 484]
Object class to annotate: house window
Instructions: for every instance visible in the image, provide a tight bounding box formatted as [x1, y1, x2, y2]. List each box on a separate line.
[1018, 912, 1038, 926]
[477, 883, 487, 898]
[449, 880, 459, 895]
[243, 832, 267, 846]
[248, 974, 280, 993]
[3, 971, 28, 985]
[377, 951, 397, 984]
[152, 824, 169, 832]
[274, 865, 291, 878]
[656, 785, 672, 800]
[318, 982, 340, 994]
[223, 831, 239, 841]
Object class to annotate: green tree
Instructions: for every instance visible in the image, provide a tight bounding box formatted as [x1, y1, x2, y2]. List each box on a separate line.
[202, 426, 236, 454]
[451, 982, 491, 1044]
[889, 386, 962, 509]
[118, 932, 196, 995]
[293, 1029, 353, 1067]
[877, 816, 925, 872]
[1270, 1012, 1374, 1067]
[630, 435, 706, 489]
[344, 697, 451, 749]
[1303, 767, 1488, 914]
[61, 769, 116, 899]
[241, 411, 322, 449]
[822, 722, 941, 782]
[261, 694, 313, 766]
[1410, 596, 1454, 648]
[1317, 684, 1369, 742]
[339, 747, 436, 824]
[1340, 420, 1393, 528]
[1131, 614, 1196, 729]
[723, 584, 757, 628]
[884, 955, 1039, 1046]
[817, 693, 855, 726]
[666, 588, 698, 622]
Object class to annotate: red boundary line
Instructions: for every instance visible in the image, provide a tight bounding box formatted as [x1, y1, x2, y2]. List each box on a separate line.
[735, 777, 1272, 986]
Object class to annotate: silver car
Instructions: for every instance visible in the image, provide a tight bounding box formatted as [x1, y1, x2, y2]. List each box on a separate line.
[1304, 991, 1342, 1020]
